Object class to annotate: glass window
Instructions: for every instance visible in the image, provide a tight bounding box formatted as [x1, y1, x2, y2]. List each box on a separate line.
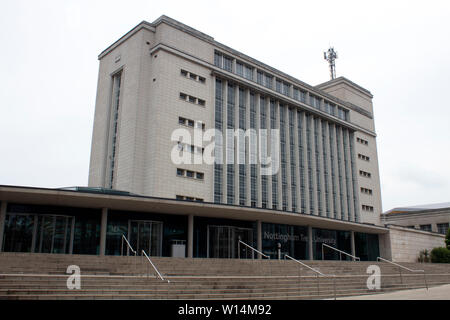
[257, 71, 264, 85]
[236, 62, 244, 76]
[196, 172, 204, 180]
[177, 168, 184, 176]
[264, 74, 273, 89]
[214, 51, 222, 68]
[420, 224, 432, 232]
[282, 82, 290, 96]
[186, 170, 195, 178]
[437, 223, 449, 235]
[224, 56, 233, 72]
[276, 79, 282, 93]
[244, 65, 253, 80]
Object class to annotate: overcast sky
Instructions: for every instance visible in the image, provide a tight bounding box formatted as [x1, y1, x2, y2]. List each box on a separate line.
[0, 0, 449, 211]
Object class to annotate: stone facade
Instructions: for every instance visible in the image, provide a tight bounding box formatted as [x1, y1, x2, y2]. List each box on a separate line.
[381, 225, 446, 263]
[88, 15, 383, 226]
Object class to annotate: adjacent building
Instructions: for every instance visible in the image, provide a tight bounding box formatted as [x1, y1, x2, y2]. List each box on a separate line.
[382, 202, 450, 234]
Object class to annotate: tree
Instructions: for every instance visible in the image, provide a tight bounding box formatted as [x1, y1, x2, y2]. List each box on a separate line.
[446, 228, 450, 249]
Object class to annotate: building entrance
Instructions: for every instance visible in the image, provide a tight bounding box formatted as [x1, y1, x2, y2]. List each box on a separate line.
[2, 214, 74, 254]
[128, 220, 163, 256]
[207, 225, 253, 258]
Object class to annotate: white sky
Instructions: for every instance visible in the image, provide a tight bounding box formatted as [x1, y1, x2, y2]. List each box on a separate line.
[0, 0, 449, 212]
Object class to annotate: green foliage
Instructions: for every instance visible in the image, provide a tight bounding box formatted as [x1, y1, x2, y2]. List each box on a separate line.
[417, 249, 430, 263]
[430, 247, 450, 263]
[446, 228, 450, 249]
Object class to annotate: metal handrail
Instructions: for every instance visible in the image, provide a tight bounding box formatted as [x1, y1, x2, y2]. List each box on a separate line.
[142, 250, 169, 283]
[238, 240, 270, 259]
[377, 256, 427, 290]
[376, 257, 424, 273]
[285, 254, 337, 300]
[121, 234, 136, 256]
[322, 243, 360, 261]
[284, 254, 326, 276]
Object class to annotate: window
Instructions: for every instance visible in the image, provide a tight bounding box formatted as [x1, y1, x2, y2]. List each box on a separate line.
[180, 93, 205, 107]
[224, 56, 233, 72]
[420, 224, 432, 232]
[187, 119, 194, 127]
[214, 51, 222, 68]
[357, 137, 369, 145]
[177, 168, 204, 181]
[359, 170, 371, 178]
[186, 170, 195, 178]
[437, 223, 449, 234]
[181, 68, 206, 84]
[276, 79, 282, 93]
[257, 71, 264, 85]
[264, 74, 273, 89]
[362, 205, 374, 212]
[282, 82, 290, 96]
[360, 187, 373, 195]
[358, 153, 370, 161]
[179, 117, 186, 125]
[196, 172, 204, 180]
[244, 65, 253, 80]
[236, 62, 244, 76]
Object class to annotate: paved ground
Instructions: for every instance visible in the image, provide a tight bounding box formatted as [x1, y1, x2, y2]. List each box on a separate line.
[337, 284, 450, 300]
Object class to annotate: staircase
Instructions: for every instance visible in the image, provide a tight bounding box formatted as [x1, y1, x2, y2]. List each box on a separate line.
[0, 252, 449, 300]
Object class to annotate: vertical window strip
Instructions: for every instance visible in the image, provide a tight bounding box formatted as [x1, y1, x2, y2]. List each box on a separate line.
[109, 71, 122, 189]
[297, 111, 306, 213]
[280, 105, 288, 211]
[271, 101, 278, 209]
[289, 109, 297, 212]
[214, 79, 223, 203]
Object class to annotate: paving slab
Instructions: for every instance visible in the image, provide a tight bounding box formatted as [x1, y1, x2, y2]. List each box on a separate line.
[336, 284, 450, 300]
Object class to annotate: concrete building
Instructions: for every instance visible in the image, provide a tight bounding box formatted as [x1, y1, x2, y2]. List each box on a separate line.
[3, 16, 443, 263]
[88, 15, 383, 227]
[382, 202, 450, 234]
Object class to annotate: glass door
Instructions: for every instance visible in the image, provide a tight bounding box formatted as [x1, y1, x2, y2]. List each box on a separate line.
[36, 215, 74, 254]
[208, 225, 253, 258]
[2, 214, 34, 252]
[128, 220, 163, 256]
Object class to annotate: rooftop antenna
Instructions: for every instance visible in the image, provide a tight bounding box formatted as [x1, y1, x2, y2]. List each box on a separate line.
[324, 47, 338, 80]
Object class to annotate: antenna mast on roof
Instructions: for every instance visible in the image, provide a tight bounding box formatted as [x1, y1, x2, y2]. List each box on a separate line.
[324, 47, 338, 80]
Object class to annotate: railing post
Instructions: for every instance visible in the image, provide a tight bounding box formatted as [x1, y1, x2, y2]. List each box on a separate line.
[322, 244, 324, 261]
[317, 275, 320, 297]
[277, 243, 281, 260]
[399, 266, 403, 285]
[333, 276, 337, 300]
[238, 241, 240, 259]
[424, 272, 428, 290]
